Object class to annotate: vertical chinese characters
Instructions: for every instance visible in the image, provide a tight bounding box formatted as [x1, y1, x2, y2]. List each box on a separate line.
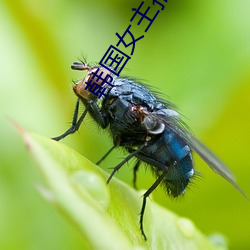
[92, 0, 169, 98]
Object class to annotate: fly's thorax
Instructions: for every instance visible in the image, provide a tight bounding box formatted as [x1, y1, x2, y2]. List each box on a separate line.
[142, 115, 165, 134]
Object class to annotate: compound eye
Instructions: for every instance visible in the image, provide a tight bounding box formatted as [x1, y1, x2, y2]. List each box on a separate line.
[142, 116, 165, 134]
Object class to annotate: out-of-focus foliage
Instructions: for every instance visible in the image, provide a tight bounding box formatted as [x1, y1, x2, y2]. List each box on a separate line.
[0, 0, 249, 249]
[17, 129, 225, 250]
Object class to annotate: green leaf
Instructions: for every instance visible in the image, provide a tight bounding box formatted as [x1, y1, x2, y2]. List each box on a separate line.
[19, 128, 227, 250]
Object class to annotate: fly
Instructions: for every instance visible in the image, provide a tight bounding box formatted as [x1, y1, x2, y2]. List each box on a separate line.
[52, 61, 247, 240]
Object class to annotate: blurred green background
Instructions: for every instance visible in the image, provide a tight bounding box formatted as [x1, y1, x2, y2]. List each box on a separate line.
[0, 0, 249, 249]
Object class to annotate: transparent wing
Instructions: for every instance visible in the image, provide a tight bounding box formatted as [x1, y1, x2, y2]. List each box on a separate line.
[170, 121, 247, 198]
[149, 110, 247, 198]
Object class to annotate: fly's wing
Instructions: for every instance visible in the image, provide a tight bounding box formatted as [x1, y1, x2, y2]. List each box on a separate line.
[182, 132, 248, 197]
[151, 109, 247, 198]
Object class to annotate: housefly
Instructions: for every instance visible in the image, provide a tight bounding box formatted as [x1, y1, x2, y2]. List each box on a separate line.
[52, 61, 246, 240]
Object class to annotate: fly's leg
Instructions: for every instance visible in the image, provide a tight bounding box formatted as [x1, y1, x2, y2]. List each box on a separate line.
[140, 172, 166, 240]
[133, 160, 141, 189]
[52, 99, 108, 141]
[88, 100, 107, 129]
[52, 99, 88, 141]
[96, 145, 116, 165]
[107, 143, 146, 184]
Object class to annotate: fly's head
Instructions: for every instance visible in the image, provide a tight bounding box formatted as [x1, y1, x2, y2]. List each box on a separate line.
[71, 61, 113, 101]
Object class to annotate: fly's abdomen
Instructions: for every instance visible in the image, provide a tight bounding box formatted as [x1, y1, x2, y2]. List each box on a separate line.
[163, 129, 194, 196]
[164, 153, 193, 197]
[137, 128, 194, 197]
